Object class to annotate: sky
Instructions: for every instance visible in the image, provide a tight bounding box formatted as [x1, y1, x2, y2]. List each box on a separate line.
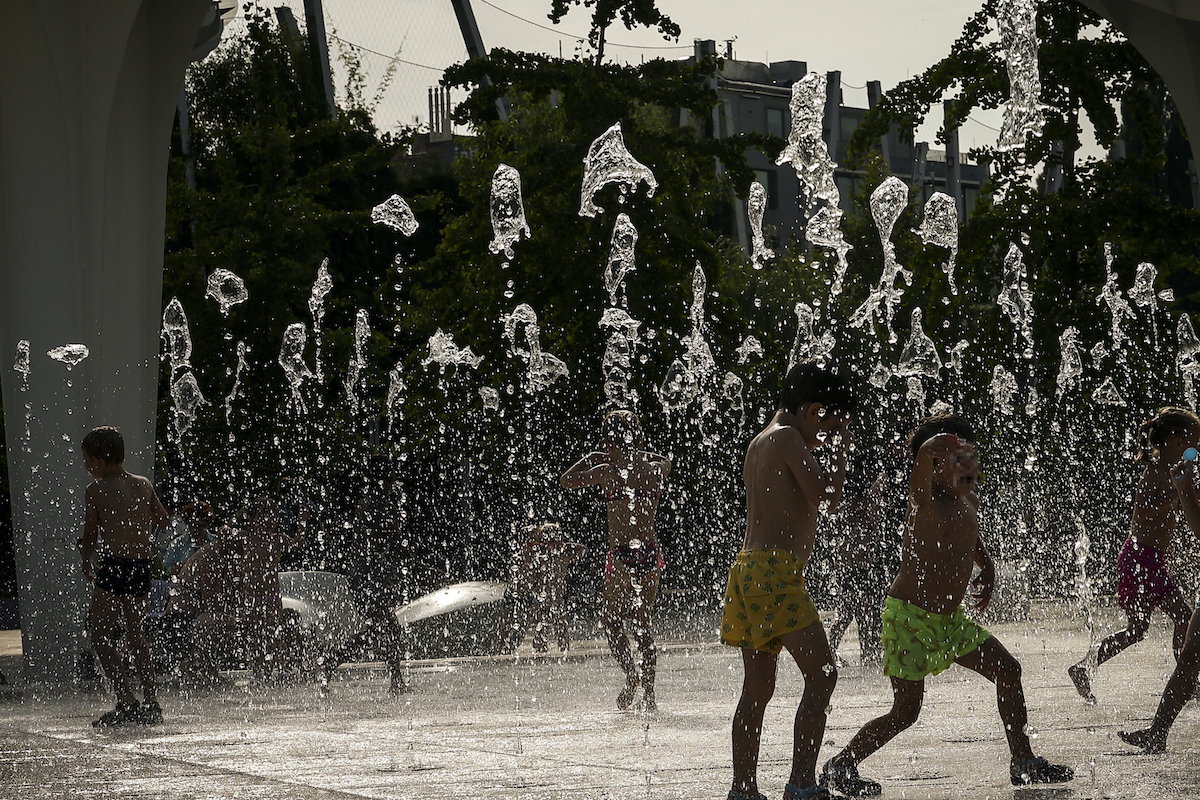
[227, 0, 1012, 151]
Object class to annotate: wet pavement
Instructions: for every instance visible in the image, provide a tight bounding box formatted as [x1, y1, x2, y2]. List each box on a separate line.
[0, 603, 1197, 800]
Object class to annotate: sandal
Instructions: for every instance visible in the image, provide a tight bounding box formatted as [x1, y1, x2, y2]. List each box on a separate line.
[820, 758, 882, 797]
[782, 784, 832, 800]
[727, 790, 768, 800]
[1010, 756, 1074, 786]
[1118, 728, 1166, 754]
[92, 701, 141, 729]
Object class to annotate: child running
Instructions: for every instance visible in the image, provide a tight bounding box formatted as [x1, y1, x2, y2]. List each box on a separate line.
[1119, 438, 1200, 753]
[820, 413, 1073, 796]
[509, 522, 587, 653]
[1069, 407, 1198, 703]
[79, 426, 171, 727]
[721, 360, 854, 800]
[561, 410, 670, 711]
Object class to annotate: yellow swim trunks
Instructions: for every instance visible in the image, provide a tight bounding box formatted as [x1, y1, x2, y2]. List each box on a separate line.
[881, 596, 991, 681]
[720, 549, 820, 655]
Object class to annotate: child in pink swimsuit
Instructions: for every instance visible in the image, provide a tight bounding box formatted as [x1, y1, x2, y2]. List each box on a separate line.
[1069, 407, 1199, 703]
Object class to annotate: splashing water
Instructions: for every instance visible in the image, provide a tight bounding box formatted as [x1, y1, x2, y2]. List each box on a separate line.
[775, 73, 839, 208]
[806, 206, 852, 297]
[660, 264, 717, 414]
[897, 307, 942, 380]
[387, 366, 407, 432]
[223, 340, 248, 427]
[1094, 375, 1125, 406]
[170, 371, 208, 437]
[916, 192, 959, 294]
[997, 242, 1036, 358]
[747, 182, 774, 270]
[422, 329, 484, 372]
[579, 122, 658, 218]
[722, 371, 746, 433]
[346, 310, 370, 416]
[1055, 327, 1082, 398]
[949, 340, 969, 375]
[14, 340, 30, 389]
[204, 268, 249, 316]
[502, 304, 570, 393]
[850, 177, 911, 340]
[1096, 243, 1135, 350]
[1072, 513, 1096, 654]
[279, 322, 314, 411]
[736, 335, 763, 364]
[479, 386, 500, 411]
[605, 213, 638, 306]
[600, 307, 642, 408]
[788, 302, 836, 368]
[309, 260, 333, 383]
[990, 365, 1018, 415]
[996, 0, 1045, 152]
[162, 297, 193, 374]
[372, 194, 419, 236]
[488, 164, 531, 261]
[47, 344, 89, 369]
[1178, 314, 1200, 407]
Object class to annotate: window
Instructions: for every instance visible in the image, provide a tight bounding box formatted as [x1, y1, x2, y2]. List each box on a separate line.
[766, 107, 786, 139]
[754, 169, 779, 210]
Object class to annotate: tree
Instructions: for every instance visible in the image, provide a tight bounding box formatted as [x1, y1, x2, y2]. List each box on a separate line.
[548, 0, 680, 66]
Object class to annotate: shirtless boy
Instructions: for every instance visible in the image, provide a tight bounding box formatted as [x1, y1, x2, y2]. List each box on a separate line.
[80, 426, 171, 727]
[561, 410, 670, 711]
[720, 360, 853, 800]
[820, 413, 1073, 796]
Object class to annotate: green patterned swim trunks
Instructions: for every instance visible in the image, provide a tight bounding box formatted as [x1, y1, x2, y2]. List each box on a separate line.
[881, 596, 991, 681]
[720, 548, 820, 655]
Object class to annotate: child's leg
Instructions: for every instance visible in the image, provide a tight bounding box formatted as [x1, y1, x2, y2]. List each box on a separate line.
[778, 622, 840, 790]
[731, 648, 778, 798]
[631, 569, 660, 705]
[1160, 590, 1193, 660]
[1094, 609, 1151, 666]
[88, 590, 135, 704]
[954, 637, 1033, 763]
[601, 571, 639, 706]
[826, 597, 852, 659]
[830, 676, 924, 766]
[118, 597, 156, 704]
[1122, 607, 1200, 751]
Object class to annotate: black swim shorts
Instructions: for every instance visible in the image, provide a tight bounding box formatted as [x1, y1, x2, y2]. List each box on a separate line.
[94, 556, 153, 597]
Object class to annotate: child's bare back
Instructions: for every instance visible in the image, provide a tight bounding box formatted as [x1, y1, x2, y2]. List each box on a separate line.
[86, 472, 164, 560]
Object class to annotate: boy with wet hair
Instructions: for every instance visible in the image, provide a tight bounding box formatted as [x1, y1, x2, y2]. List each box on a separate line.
[721, 360, 853, 800]
[820, 413, 1073, 796]
[80, 426, 171, 727]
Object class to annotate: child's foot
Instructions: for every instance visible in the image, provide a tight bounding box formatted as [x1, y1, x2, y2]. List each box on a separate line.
[138, 701, 162, 726]
[726, 788, 768, 800]
[782, 783, 833, 799]
[92, 701, 141, 729]
[1118, 727, 1166, 754]
[1068, 663, 1096, 704]
[820, 757, 882, 797]
[616, 676, 639, 710]
[1010, 757, 1075, 786]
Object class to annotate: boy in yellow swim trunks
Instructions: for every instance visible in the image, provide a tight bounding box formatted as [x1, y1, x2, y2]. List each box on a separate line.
[819, 414, 1074, 797]
[721, 360, 854, 800]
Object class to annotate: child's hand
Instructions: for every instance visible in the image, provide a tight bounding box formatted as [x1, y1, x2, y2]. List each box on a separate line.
[1171, 459, 1198, 495]
[970, 561, 995, 613]
[919, 433, 963, 460]
[82, 561, 95, 582]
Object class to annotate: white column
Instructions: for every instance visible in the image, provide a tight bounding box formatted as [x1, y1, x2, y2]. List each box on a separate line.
[0, 0, 214, 686]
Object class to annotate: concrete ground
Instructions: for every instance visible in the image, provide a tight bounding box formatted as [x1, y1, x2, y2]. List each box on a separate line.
[0, 603, 1196, 800]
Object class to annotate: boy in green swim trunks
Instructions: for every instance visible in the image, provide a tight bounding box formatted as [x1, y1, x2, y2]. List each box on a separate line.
[820, 413, 1074, 797]
[721, 360, 854, 800]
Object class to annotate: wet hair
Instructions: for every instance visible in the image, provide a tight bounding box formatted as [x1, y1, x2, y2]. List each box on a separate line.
[603, 409, 643, 446]
[908, 413, 976, 460]
[778, 360, 854, 417]
[1136, 406, 1200, 463]
[82, 426, 124, 464]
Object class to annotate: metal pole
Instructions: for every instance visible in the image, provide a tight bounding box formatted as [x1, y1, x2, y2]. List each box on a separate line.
[303, 0, 337, 115]
[449, 0, 509, 121]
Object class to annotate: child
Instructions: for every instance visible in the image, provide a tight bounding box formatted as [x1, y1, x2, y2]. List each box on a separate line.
[1119, 439, 1200, 752]
[1069, 407, 1198, 703]
[820, 413, 1073, 796]
[561, 410, 670, 711]
[509, 522, 587, 653]
[721, 360, 853, 800]
[826, 455, 888, 667]
[79, 426, 171, 727]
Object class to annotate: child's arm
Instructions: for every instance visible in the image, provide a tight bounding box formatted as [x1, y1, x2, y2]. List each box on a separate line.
[782, 424, 851, 510]
[1170, 460, 1200, 535]
[560, 452, 612, 490]
[909, 434, 962, 507]
[80, 483, 100, 581]
[970, 504, 996, 613]
[145, 479, 171, 530]
[641, 450, 672, 478]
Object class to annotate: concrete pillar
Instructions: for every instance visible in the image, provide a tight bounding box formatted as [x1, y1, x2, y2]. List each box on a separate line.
[0, 0, 218, 686]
